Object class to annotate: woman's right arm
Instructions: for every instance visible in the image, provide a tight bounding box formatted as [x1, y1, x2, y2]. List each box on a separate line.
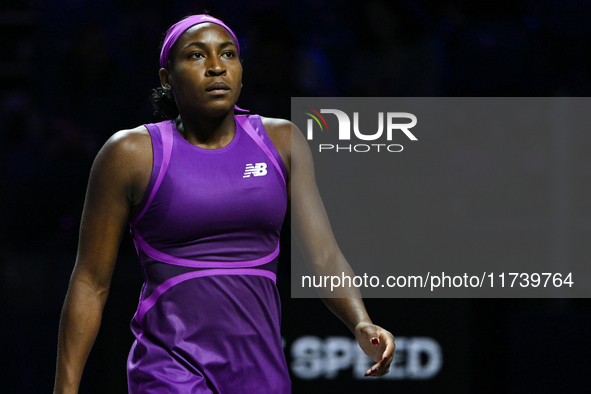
[53, 127, 151, 394]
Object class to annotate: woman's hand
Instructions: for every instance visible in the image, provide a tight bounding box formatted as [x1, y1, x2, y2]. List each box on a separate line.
[277, 119, 397, 378]
[354, 322, 395, 377]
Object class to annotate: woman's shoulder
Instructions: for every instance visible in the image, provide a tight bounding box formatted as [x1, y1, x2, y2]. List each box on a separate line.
[93, 126, 151, 174]
[259, 116, 292, 131]
[106, 125, 151, 152]
[260, 116, 293, 139]
[259, 116, 293, 161]
[260, 116, 310, 159]
[97, 125, 152, 165]
[92, 125, 153, 205]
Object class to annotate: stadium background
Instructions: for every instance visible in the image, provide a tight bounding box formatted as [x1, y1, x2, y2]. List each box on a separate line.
[1, 0, 590, 392]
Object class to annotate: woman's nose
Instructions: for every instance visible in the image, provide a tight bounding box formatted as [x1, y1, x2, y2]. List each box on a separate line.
[206, 57, 226, 76]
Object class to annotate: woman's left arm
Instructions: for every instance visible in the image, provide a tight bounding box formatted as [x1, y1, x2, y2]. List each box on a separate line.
[264, 117, 395, 377]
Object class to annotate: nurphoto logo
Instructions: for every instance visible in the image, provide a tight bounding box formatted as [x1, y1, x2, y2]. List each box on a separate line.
[303, 108, 417, 153]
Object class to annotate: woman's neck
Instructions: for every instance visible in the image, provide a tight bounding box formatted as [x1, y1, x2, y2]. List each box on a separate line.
[174, 111, 236, 149]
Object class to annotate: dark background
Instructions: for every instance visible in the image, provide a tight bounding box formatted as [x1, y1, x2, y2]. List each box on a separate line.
[1, 0, 590, 393]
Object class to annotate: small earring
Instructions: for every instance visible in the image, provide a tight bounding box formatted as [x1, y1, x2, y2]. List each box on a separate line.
[164, 85, 171, 90]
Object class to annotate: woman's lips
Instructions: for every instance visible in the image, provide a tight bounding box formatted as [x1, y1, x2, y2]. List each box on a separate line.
[206, 82, 231, 94]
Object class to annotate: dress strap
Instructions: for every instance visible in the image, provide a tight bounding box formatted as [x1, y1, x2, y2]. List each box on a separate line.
[130, 121, 174, 227]
[235, 115, 286, 185]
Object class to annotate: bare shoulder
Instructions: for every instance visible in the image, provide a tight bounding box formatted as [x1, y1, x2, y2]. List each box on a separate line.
[97, 126, 151, 167]
[261, 115, 310, 157]
[104, 125, 151, 156]
[260, 116, 310, 156]
[259, 117, 291, 166]
[260, 116, 292, 132]
[260, 116, 291, 142]
[92, 125, 153, 205]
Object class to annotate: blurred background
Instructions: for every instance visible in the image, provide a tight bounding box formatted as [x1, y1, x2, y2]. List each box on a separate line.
[1, 0, 590, 392]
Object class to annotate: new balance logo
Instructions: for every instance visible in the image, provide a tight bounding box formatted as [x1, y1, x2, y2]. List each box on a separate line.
[243, 163, 268, 178]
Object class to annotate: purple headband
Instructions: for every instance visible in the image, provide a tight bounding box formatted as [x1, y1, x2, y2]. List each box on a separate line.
[159, 14, 240, 68]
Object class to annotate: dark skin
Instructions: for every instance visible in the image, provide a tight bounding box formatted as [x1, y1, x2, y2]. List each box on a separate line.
[54, 23, 394, 394]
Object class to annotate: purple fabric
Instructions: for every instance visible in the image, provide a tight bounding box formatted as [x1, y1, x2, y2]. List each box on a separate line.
[236, 115, 286, 184]
[137, 249, 279, 302]
[160, 15, 240, 68]
[248, 115, 288, 181]
[127, 115, 290, 393]
[129, 123, 173, 227]
[133, 230, 280, 268]
[133, 118, 286, 262]
[128, 124, 163, 227]
[128, 274, 288, 393]
[134, 268, 277, 325]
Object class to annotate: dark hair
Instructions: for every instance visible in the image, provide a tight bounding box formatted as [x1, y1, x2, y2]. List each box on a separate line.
[150, 20, 182, 120]
[150, 86, 178, 120]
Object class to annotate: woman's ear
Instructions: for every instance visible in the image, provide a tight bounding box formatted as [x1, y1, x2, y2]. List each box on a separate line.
[159, 68, 171, 90]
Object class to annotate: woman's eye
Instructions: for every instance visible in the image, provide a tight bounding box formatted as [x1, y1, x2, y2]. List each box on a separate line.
[223, 51, 235, 58]
[190, 53, 204, 59]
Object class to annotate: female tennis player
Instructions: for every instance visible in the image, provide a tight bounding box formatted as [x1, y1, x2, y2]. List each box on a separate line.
[53, 14, 394, 394]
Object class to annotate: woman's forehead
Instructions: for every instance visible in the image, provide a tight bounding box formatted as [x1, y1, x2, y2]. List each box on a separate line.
[178, 23, 236, 46]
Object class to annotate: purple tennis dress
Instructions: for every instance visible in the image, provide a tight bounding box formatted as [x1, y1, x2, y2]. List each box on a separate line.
[126, 114, 291, 393]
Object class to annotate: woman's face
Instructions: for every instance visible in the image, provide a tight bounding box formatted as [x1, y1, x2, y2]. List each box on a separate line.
[162, 23, 242, 118]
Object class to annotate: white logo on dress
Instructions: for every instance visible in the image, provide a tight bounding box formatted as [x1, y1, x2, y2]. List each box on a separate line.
[243, 163, 268, 178]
